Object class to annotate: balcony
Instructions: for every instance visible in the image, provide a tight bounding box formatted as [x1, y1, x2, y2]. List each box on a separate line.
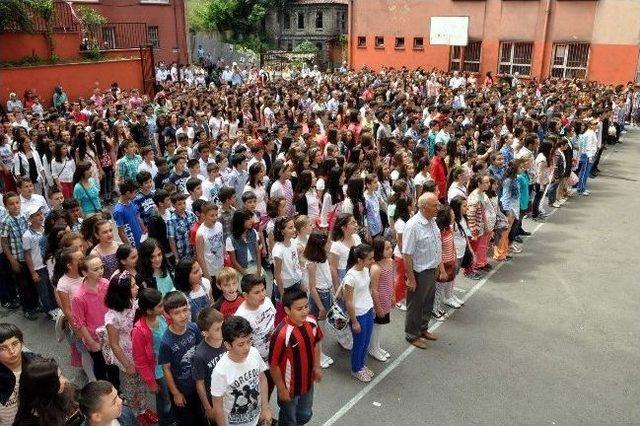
[82, 22, 149, 52]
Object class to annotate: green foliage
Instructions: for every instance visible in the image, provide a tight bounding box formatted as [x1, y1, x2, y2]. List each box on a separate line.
[76, 5, 107, 32]
[0, 0, 34, 33]
[293, 40, 318, 54]
[30, 0, 54, 21]
[188, 0, 292, 52]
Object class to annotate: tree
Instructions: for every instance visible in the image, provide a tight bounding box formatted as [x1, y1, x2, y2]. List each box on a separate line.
[31, 0, 55, 59]
[75, 6, 107, 50]
[0, 0, 34, 33]
[293, 40, 318, 54]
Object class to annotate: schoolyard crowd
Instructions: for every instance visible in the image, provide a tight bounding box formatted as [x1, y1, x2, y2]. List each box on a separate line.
[0, 62, 638, 426]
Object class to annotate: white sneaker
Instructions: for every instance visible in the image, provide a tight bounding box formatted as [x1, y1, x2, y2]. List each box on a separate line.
[368, 348, 389, 362]
[396, 302, 407, 311]
[320, 353, 333, 368]
[380, 348, 391, 358]
[582, 190, 591, 196]
[510, 243, 523, 253]
[453, 295, 465, 306]
[444, 298, 461, 309]
[559, 198, 567, 205]
[551, 202, 561, 208]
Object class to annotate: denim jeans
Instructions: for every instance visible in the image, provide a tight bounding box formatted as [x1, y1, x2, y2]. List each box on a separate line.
[278, 387, 315, 425]
[577, 153, 592, 193]
[35, 268, 57, 312]
[547, 181, 559, 205]
[155, 376, 175, 426]
[309, 288, 332, 317]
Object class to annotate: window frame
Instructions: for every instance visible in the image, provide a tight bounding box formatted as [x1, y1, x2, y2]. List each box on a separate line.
[374, 36, 385, 49]
[395, 37, 405, 50]
[357, 36, 367, 48]
[413, 37, 424, 50]
[315, 11, 323, 29]
[551, 42, 590, 79]
[498, 41, 534, 77]
[450, 41, 482, 72]
[147, 25, 160, 49]
[297, 12, 305, 30]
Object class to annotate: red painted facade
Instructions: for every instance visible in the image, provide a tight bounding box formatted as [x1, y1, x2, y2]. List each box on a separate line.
[347, 0, 640, 85]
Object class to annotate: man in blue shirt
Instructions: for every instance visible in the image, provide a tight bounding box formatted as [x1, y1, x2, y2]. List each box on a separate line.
[113, 180, 144, 247]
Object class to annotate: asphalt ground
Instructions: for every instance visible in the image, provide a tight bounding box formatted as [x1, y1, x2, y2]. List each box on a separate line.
[2, 129, 638, 425]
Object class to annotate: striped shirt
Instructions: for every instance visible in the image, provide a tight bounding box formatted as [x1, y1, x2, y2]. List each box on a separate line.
[402, 212, 442, 272]
[269, 316, 323, 397]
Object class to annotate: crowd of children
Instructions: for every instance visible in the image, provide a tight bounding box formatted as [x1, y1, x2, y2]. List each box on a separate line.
[0, 65, 635, 425]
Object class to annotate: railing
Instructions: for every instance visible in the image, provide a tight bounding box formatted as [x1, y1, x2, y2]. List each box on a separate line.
[84, 22, 148, 51]
[2, 0, 79, 33]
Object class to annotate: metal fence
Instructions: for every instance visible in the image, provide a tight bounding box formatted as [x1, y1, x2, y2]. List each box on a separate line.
[86, 22, 148, 51]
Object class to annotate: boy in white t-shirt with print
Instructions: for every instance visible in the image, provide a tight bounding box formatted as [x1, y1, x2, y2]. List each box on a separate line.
[210, 316, 272, 426]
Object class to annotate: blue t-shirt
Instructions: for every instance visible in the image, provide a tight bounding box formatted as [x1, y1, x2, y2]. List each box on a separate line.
[133, 191, 157, 226]
[113, 201, 143, 247]
[151, 315, 168, 379]
[158, 322, 201, 393]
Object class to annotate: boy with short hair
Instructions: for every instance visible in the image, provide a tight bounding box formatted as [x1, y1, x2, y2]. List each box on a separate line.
[147, 189, 175, 267]
[169, 155, 190, 193]
[213, 267, 244, 318]
[0, 323, 42, 425]
[269, 289, 323, 425]
[234, 274, 276, 364]
[195, 202, 224, 296]
[218, 186, 237, 241]
[192, 307, 226, 423]
[0, 193, 39, 319]
[22, 205, 58, 320]
[62, 198, 83, 232]
[118, 140, 143, 183]
[134, 170, 156, 228]
[187, 159, 203, 181]
[167, 193, 197, 260]
[79, 380, 137, 426]
[227, 153, 249, 204]
[154, 157, 171, 190]
[158, 291, 205, 425]
[210, 316, 272, 426]
[113, 179, 144, 247]
[185, 177, 203, 212]
[47, 188, 64, 212]
[201, 163, 223, 204]
[137, 146, 159, 180]
[17, 178, 49, 217]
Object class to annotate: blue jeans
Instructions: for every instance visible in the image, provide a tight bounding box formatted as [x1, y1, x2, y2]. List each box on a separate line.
[578, 153, 592, 193]
[350, 308, 374, 372]
[36, 268, 57, 312]
[309, 289, 332, 317]
[278, 387, 315, 425]
[156, 376, 174, 426]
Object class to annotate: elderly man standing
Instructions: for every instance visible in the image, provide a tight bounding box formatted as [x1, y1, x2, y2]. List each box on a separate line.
[402, 192, 442, 349]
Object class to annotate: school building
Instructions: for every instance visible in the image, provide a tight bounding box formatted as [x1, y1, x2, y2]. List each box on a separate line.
[348, 0, 640, 85]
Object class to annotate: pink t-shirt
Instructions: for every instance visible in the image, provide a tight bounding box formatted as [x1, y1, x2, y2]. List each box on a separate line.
[71, 278, 109, 344]
[57, 274, 83, 295]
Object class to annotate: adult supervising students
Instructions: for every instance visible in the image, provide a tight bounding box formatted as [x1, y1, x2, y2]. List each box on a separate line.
[402, 192, 442, 350]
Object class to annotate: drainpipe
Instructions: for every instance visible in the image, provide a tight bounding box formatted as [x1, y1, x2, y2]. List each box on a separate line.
[540, 0, 552, 79]
[348, 0, 354, 69]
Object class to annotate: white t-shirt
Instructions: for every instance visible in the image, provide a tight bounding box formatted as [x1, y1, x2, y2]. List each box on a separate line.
[234, 299, 275, 360]
[19, 194, 49, 217]
[0, 368, 20, 425]
[138, 161, 158, 179]
[22, 227, 44, 270]
[210, 347, 268, 426]
[190, 277, 212, 301]
[413, 172, 432, 188]
[393, 218, 406, 258]
[272, 241, 303, 288]
[329, 234, 362, 270]
[343, 267, 373, 316]
[311, 260, 332, 290]
[196, 222, 224, 274]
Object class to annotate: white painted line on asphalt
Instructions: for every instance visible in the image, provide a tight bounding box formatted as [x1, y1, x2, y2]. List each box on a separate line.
[323, 197, 559, 425]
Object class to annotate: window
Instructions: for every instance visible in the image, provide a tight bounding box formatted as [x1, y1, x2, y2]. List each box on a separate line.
[102, 26, 116, 49]
[287, 42, 293, 51]
[413, 37, 424, 50]
[298, 12, 304, 29]
[395, 37, 405, 49]
[375, 36, 384, 48]
[337, 10, 346, 33]
[357, 36, 366, 47]
[147, 26, 159, 49]
[315, 11, 323, 29]
[551, 43, 590, 79]
[499, 41, 533, 76]
[450, 42, 482, 72]
[283, 12, 290, 29]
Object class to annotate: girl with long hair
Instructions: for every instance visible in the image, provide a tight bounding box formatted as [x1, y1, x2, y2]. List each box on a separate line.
[136, 238, 175, 296]
[52, 142, 76, 199]
[72, 161, 102, 215]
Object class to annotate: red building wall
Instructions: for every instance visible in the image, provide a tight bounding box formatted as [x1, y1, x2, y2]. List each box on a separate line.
[77, 0, 189, 65]
[0, 33, 80, 62]
[348, 0, 640, 85]
[1, 58, 144, 107]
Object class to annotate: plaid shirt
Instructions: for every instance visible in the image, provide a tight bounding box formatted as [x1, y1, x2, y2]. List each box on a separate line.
[118, 154, 143, 182]
[1, 214, 29, 262]
[167, 210, 197, 258]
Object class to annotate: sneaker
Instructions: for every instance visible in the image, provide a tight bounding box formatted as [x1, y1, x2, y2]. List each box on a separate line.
[453, 295, 465, 306]
[380, 348, 391, 358]
[368, 348, 389, 362]
[48, 309, 62, 321]
[509, 243, 523, 253]
[320, 353, 333, 369]
[551, 201, 561, 208]
[363, 366, 374, 377]
[467, 272, 483, 280]
[352, 369, 372, 383]
[432, 310, 444, 320]
[435, 313, 447, 321]
[395, 302, 407, 311]
[519, 230, 531, 236]
[444, 298, 461, 309]
[582, 190, 591, 196]
[559, 198, 568, 205]
[514, 236, 523, 243]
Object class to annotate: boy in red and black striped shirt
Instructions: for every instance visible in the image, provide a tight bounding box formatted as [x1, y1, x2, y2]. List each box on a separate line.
[269, 288, 323, 425]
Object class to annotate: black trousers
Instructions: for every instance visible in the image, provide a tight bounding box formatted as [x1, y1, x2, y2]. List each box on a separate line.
[16, 262, 39, 312]
[89, 350, 121, 392]
[532, 184, 546, 218]
[171, 389, 205, 426]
